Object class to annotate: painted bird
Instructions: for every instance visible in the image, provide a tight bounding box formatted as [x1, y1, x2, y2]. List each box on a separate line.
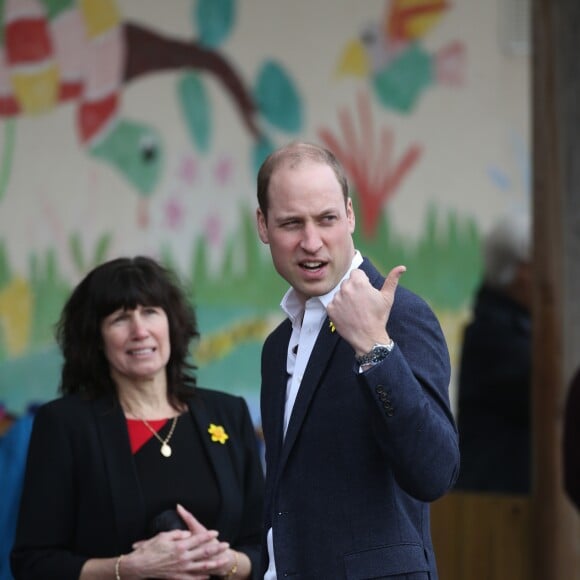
[337, 0, 465, 114]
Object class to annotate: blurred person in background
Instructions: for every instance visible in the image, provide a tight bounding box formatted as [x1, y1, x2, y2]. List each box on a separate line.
[455, 211, 532, 494]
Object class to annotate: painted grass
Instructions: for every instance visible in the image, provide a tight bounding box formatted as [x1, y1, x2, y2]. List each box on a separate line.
[0, 204, 482, 357]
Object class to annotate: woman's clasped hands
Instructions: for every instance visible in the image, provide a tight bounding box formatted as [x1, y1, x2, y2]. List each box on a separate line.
[125, 504, 238, 579]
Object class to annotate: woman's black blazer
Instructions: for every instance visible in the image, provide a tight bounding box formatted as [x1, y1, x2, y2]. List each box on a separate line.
[11, 388, 264, 580]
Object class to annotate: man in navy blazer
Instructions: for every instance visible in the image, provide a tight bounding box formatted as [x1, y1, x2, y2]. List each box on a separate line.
[255, 141, 459, 579]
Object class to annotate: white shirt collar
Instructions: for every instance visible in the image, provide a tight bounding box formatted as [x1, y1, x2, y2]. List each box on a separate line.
[280, 250, 363, 322]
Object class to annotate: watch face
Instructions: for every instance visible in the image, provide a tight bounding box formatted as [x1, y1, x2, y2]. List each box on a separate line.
[370, 346, 390, 362]
[357, 344, 392, 365]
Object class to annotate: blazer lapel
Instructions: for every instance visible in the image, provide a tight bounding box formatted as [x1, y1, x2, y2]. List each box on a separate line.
[261, 323, 291, 472]
[93, 396, 146, 547]
[279, 319, 341, 468]
[360, 257, 383, 289]
[188, 397, 236, 536]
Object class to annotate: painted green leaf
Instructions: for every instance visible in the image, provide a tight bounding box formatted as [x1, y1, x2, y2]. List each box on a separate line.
[195, 0, 235, 48]
[69, 232, 84, 273]
[178, 73, 211, 153]
[93, 233, 112, 267]
[372, 43, 433, 114]
[252, 135, 274, 177]
[0, 120, 16, 201]
[90, 120, 163, 197]
[41, 0, 76, 21]
[254, 61, 303, 133]
[0, 240, 11, 289]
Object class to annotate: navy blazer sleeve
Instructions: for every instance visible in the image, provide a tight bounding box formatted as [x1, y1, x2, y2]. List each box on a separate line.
[359, 283, 459, 501]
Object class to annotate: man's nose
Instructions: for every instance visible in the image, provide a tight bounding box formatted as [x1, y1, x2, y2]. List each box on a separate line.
[300, 224, 323, 253]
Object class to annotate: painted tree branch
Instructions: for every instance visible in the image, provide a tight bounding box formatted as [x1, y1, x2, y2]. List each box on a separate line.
[123, 22, 261, 139]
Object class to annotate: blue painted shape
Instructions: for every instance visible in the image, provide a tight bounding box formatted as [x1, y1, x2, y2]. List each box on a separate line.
[487, 166, 511, 192]
[197, 341, 262, 424]
[195, 305, 266, 425]
[0, 346, 62, 415]
[0, 413, 35, 580]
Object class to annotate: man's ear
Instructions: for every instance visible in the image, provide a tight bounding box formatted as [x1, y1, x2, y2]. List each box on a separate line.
[256, 208, 269, 244]
[346, 198, 356, 233]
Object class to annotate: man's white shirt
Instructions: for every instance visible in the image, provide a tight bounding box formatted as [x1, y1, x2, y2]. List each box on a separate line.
[264, 251, 363, 580]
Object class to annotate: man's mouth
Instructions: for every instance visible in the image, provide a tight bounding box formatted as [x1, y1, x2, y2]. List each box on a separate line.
[300, 261, 325, 271]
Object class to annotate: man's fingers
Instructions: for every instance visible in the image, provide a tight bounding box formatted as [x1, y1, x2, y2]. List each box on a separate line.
[380, 265, 406, 298]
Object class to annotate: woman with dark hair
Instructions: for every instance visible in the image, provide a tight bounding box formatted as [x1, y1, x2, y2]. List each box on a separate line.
[11, 256, 264, 580]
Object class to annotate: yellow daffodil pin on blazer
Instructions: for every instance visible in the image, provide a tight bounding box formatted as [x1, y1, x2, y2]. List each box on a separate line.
[329, 321, 336, 333]
[208, 423, 229, 444]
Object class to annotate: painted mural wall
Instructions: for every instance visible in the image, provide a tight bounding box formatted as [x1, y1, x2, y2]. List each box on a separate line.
[0, 0, 529, 426]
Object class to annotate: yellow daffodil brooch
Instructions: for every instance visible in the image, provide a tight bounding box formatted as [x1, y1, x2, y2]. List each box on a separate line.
[329, 321, 336, 333]
[208, 423, 229, 444]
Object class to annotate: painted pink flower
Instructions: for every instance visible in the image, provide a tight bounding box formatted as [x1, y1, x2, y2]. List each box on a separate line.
[214, 155, 234, 186]
[178, 154, 199, 186]
[164, 197, 185, 229]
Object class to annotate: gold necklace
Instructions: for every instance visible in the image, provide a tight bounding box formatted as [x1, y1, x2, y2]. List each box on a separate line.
[140, 415, 179, 457]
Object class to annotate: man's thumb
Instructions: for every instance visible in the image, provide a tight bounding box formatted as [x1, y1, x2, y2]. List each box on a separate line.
[381, 265, 406, 296]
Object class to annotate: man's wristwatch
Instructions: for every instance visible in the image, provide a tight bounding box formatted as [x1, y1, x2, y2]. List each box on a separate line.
[355, 340, 395, 366]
